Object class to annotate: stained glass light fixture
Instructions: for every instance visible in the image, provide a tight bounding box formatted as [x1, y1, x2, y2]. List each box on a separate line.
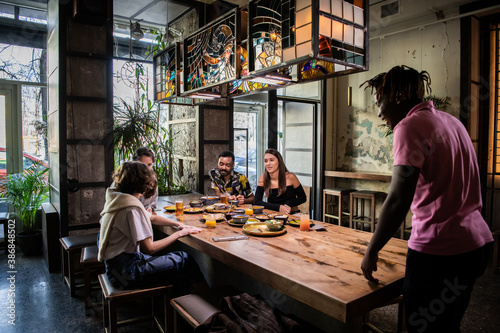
[182, 9, 238, 99]
[245, 0, 368, 83]
[153, 43, 195, 105]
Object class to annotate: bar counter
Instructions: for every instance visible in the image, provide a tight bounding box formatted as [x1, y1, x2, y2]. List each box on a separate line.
[155, 195, 407, 324]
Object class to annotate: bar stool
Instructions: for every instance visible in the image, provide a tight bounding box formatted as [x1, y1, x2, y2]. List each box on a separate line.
[170, 294, 219, 332]
[170, 286, 241, 332]
[323, 188, 355, 226]
[98, 273, 172, 333]
[80, 245, 105, 316]
[59, 233, 98, 297]
[350, 191, 387, 232]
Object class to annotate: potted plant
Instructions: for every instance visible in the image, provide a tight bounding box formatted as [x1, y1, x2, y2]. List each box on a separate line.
[0, 161, 49, 255]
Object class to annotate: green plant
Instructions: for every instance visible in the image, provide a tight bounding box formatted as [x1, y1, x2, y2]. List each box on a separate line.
[378, 95, 451, 137]
[0, 161, 49, 234]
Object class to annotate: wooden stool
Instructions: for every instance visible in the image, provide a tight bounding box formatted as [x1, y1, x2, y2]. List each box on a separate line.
[98, 273, 172, 333]
[80, 245, 105, 316]
[323, 188, 355, 226]
[170, 294, 219, 332]
[350, 191, 387, 233]
[493, 230, 500, 275]
[59, 233, 98, 297]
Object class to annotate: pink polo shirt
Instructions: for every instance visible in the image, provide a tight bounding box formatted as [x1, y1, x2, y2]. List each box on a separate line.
[393, 101, 493, 255]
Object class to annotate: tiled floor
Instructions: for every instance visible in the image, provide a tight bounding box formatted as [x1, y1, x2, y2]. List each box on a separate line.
[0, 248, 499, 332]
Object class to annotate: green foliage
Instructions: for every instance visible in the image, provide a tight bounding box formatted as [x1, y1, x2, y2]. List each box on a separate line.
[113, 37, 187, 195]
[0, 161, 49, 234]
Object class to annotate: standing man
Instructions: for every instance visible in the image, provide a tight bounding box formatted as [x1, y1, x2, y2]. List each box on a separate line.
[359, 65, 493, 332]
[209, 150, 254, 205]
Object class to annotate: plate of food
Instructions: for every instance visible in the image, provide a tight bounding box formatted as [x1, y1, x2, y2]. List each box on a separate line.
[200, 214, 225, 222]
[254, 214, 269, 221]
[205, 205, 230, 213]
[227, 218, 258, 227]
[243, 222, 287, 236]
[183, 207, 204, 214]
[164, 205, 176, 212]
[288, 219, 314, 227]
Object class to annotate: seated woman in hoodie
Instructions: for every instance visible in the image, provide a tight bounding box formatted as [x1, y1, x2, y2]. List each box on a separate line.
[98, 161, 207, 294]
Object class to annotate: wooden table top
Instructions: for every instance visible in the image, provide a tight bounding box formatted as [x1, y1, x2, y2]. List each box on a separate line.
[155, 196, 407, 323]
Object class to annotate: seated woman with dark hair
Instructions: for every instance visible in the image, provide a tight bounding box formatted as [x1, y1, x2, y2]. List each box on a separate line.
[98, 161, 207, 294]
[254, 148, 307, 215]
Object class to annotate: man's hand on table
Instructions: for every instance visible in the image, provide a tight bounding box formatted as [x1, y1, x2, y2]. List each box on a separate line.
[361, 251, 379, 283]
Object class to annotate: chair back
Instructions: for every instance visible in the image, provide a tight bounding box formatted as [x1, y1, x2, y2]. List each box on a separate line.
[297, 186, 311, 213]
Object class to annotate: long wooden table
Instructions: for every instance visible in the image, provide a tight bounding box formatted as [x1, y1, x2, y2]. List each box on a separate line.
[155, 195, 407, 323]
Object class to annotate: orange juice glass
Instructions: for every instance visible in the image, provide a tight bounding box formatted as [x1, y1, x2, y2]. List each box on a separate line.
[299, 212, 310, 231]
[244, 205, 253, 215]
[205, 215, 216, 228]
[175, 200, 184, 216]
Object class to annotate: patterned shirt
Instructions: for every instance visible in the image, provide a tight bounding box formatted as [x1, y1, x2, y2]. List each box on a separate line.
[209, 169, 253, 198]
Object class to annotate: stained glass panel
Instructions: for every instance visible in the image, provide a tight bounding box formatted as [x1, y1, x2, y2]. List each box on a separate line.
[184, 10, 237, 93]
[154, 45, 178, 101]
[250, 0, 283, 72]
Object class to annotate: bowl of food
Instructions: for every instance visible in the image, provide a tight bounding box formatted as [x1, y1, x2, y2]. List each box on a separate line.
[254, 214, 268, 221]
[252, 206, 264, 214]
[225, 211, 237, 220]
[189, 200, 204, 208]
[200, 196, 219, 206]
[213, 203, 228, 210]
[266, 219, 284, 231]
[228, 199, 239, 207]
[232, 208, 245, 215]
[232, 215, 249, 224]
[274, 215, 288, 222]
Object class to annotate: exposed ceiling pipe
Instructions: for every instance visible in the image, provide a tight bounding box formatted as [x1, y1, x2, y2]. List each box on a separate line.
[371, 3, 500, 40]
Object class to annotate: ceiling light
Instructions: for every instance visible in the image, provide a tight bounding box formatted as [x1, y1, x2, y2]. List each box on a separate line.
[130, 21, 144, 40]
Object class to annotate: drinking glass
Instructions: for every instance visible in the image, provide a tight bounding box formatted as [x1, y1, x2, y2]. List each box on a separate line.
[221, 194, 228, 205]
[299, 212, 310, 231]
[205, 214, 216, 228]
[175, 200, 184, 216]
[244, 204, 253, 216]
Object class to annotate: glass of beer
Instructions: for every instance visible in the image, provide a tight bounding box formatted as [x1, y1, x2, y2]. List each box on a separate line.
[299, 212, 310, 231]
[175, 200, 184, 216]
[221, 194, 228, 205]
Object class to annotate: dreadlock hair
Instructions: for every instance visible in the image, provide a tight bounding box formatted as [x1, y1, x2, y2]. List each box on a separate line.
[360, 65, 432, 104]
[113, 161, 157, 199]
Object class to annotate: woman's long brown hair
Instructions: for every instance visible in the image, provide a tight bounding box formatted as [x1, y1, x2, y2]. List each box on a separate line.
[263, 148, 288, 197]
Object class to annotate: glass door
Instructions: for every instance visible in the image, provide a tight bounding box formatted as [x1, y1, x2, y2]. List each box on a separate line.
[233, 103, 262, 192]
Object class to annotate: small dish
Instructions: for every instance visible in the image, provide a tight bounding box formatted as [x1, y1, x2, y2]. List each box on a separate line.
[252, 206, 264, 214]
[200, 214, 224, 222]
[266, 219, 284, 231]
[213, 203, 228, 210]
[164, 205, 176, 212]
[232, 215, 249, 224]
[200, 196, 219, 206]
[227, 218, 258, 227]
[228, 199, 239, 206]
[232, 208, 245, 215]
[189, 200, 204, 208]
[274, 215, 289, 222]
[183, 207, 203, 214]
[288, 219, 314, 227]
[254, 214, 268, 221]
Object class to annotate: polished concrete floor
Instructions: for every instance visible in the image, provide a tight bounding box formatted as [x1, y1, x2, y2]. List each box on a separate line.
[0, 248, 499, 332]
